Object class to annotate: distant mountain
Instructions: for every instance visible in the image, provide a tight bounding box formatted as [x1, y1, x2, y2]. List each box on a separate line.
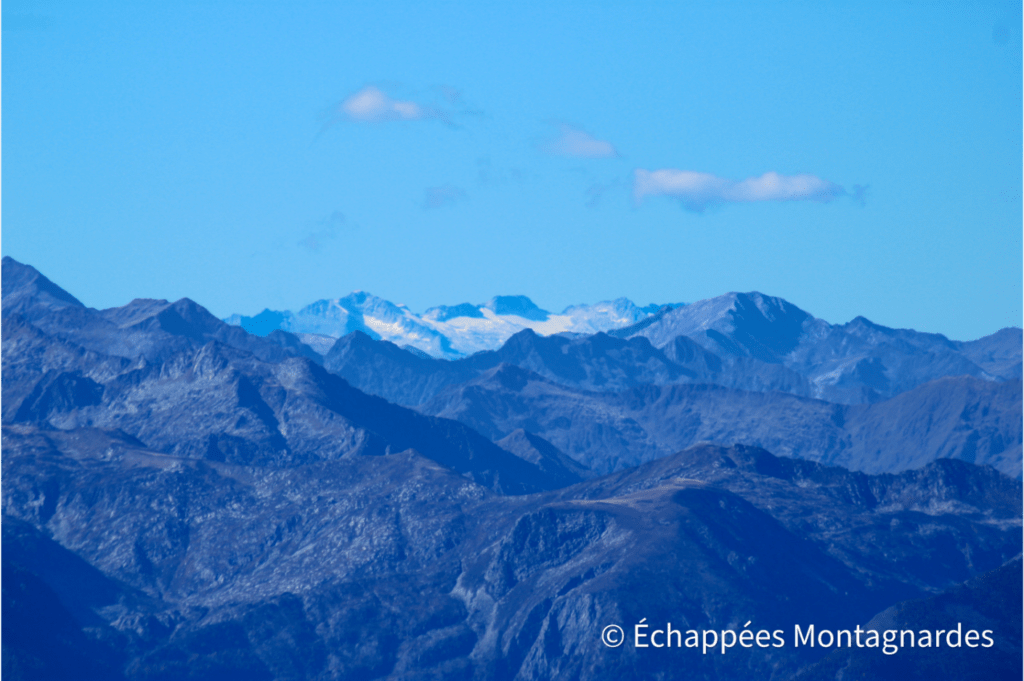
[226, 291, 459, 358]
[1, 257, 580, 494]
[957, 327, 1023, 379]
[325, 322, 1018, 418]
[419, 364, 1023, 477]
[228, 288, 1019, 405]
[226, 293, 670, 358]
[2, 257, 321, 366]
[315, 290, 1020, 411]
[615, 291, 1019, 402]
[324, 325, 810, 407]
[323, 327, 727, 408]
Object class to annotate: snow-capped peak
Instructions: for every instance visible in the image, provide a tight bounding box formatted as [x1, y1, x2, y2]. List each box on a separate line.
[224, 293, 675, 359]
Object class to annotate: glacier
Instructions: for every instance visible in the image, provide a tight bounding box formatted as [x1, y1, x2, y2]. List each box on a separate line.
[225, 293, 673, 358]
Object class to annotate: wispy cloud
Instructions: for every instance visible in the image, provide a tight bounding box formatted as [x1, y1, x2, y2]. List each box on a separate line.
[339, 86, 439, 122]
[423, 185, 467, 209]
[544, 125, 619, 158]
[299, 211, 347, 252]
[317, 85, 474, 137]
[634, 169, 846, 212]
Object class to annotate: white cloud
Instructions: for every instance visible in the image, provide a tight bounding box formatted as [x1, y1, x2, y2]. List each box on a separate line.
[545, 125, 619, 158]
[634, 169, 846, 212]
[339, 86, 437, 122]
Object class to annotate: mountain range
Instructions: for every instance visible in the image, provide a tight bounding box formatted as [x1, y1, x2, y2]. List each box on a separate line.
[225, 290, 1020, 406]
[419, 364, 1022, 477]
[224, 294, 669, 359]
[613, 293, 1021, 402]
[5, 428, 1020, 680]
[2, 255, 1021, 680]
[5, 253, 1021, 480]
[316, 294, 1020, 406]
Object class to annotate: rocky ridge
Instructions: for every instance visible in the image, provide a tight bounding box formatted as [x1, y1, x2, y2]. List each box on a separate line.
[418, 364, 1023, 476]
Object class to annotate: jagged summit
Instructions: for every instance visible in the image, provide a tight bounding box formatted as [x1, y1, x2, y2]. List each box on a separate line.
[483, 295, 549, 321]
[1, 256, 320, 365]
[1, 256, 85, 314]
[625, 291, 813, 359]
[225, 291, 672, 358]
[423, 302, 485, 322]
[609, 290, 1016, 403]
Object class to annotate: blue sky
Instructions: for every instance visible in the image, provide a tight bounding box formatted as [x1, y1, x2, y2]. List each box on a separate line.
[3, 0, 1021, 340]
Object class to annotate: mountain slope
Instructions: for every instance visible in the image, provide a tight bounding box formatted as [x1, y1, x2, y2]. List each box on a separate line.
[957, 327, 1023, 379]
[3, 432, 1018, 680]
[323, 330, 657, 406]
[3, 335, 575, 494]
[420, 366, 1022, 477]
[322, 305, 1019, 412]
[617, 291, 1008, 403]
[2, 257, 321, 366]
[324, 327, 738, 408]
[796, 558, 1022, 681]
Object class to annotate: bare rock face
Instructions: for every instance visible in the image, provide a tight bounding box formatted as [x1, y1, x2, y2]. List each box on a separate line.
[4, 426, 1020, 680]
